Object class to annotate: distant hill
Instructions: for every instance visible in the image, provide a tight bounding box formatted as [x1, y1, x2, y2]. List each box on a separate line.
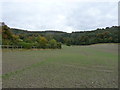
[1, 23, 62, 49]
[1, 22, 120, 47]
[11, 28, 66, 34]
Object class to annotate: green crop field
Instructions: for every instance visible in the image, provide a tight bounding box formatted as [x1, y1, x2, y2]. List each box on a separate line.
[2, 44, 118, 88]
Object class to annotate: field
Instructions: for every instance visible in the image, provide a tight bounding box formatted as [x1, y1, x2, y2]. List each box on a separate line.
[2, 44, 118, 88]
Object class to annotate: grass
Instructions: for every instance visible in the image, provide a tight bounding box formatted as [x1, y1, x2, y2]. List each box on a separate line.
[2, 44, 118, 88]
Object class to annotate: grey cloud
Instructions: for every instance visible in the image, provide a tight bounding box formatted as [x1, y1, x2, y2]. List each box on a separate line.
[66, 2, 118, 31]
[1, 1, 118, 32]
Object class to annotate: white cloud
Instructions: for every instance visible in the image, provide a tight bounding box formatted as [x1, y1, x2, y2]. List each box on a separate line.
[1, 0, 118, 32]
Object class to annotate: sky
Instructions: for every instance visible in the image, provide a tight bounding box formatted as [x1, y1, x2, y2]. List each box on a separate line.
[0, 0, 119, 33]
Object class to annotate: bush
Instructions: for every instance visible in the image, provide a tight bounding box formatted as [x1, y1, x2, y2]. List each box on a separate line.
[57, 42, 62, 49]
[49, 39, 57, 49]
[66, 43, 71, 46]
[18, 42, 33, 49]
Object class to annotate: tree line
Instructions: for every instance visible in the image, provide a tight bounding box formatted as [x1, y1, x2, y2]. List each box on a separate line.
[1, 22, 120, 49]
[1, 23, 61, 49]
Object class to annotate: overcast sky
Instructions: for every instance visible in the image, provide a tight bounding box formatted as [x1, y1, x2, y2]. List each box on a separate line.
[1, 0, 119, 33]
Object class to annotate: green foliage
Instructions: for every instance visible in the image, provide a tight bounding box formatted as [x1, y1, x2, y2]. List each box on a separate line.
[2, 23, 62, 49]
[48, 39, 58, 49]
[17, 42, 33, 49]
[37, 36, 48, 48]
[56, 42, 62, 49]
[2, 23, 119, 48]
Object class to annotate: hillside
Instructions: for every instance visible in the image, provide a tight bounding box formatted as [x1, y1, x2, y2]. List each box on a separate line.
[1, 22, 120, 48]
[11, 25, 120, 45]
[1, 23, 62, 49]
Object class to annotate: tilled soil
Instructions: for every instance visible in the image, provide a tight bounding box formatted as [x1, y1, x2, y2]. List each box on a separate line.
[2, 44, 118, 88]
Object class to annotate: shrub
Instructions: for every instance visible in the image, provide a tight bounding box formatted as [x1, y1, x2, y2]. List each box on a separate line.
[18, 42, 33, 49]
